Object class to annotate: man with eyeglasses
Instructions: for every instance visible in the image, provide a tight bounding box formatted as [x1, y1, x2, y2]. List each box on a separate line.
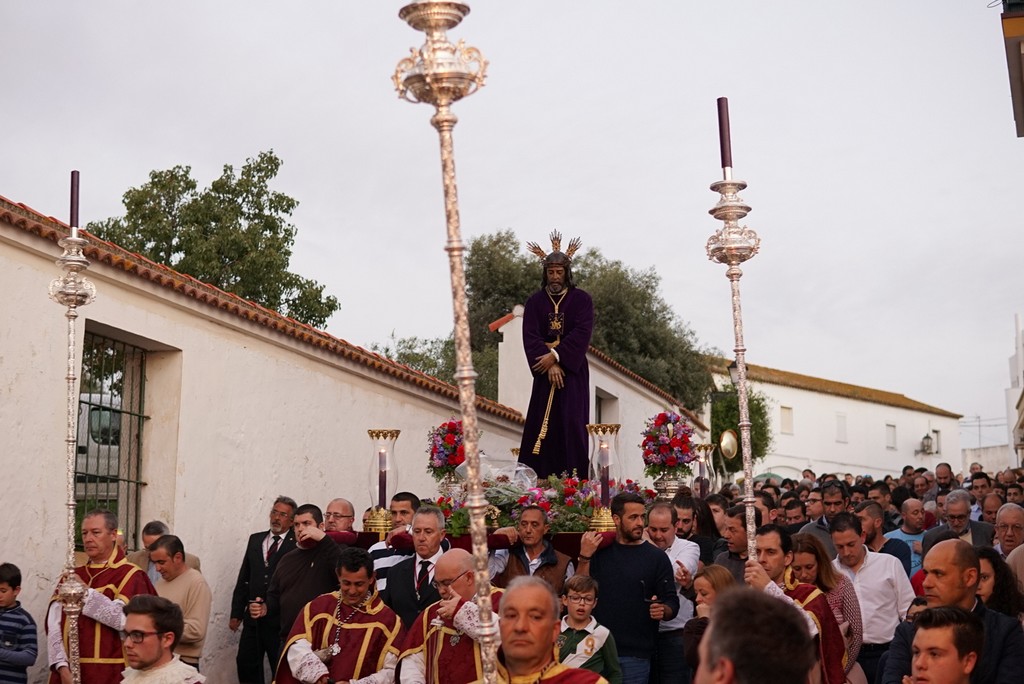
[994, 503, 1024, 558]
[230, 495, 297, 684]
[323, 498, 356, 533]
[274, 548, 401, 684]
[922, 490, 994, 558]
[398, 548, 503, 684]
[120, 594, 205, 682]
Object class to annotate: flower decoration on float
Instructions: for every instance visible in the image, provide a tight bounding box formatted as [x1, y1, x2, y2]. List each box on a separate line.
[640, 411, 696, 478]
[426, 418, 466, 481]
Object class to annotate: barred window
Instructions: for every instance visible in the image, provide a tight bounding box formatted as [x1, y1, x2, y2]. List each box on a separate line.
[77, 332, 147, 548]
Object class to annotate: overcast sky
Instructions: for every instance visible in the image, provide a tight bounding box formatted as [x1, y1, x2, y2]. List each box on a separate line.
[3, 2, 1021, 451]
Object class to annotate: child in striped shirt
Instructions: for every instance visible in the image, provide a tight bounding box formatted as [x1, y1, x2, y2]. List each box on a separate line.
[0, 563, 37, 684]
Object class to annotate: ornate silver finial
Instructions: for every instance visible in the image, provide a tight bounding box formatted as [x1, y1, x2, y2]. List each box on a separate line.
[393, 2, 487, 106]
[392, 5, 497, 682]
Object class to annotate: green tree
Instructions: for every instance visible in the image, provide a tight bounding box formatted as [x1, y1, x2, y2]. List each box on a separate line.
[465, 231, 538, 352]
[370, 334, 501, 400]
[87, 151, 339, 328]
[709, 384, 774, 474]
[573, 249, 713, 411]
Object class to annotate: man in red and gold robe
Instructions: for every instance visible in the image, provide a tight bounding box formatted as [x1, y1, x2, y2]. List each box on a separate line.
[748, 525, 847, 684]
[398, 549, 504, 684]
[275, 548, 401, 684]
[487, 576, 607, 684]
[46, 510, 156, 683]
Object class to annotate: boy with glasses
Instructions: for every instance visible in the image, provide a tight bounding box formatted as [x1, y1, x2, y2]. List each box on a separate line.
[558, 576, 622, 683]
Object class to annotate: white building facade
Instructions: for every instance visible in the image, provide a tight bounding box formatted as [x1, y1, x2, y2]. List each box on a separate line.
[1006, 313, 1024, 468]
[702, 361, 962, 482]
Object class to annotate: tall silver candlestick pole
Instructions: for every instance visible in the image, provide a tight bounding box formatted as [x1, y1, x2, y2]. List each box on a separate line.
[392, 3, 496, 680]
[48, 170, 97, 684]
[705, 98, 761, 559]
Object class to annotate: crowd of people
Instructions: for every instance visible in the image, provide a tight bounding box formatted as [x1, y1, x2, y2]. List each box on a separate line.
[4, 461, 1024, 683]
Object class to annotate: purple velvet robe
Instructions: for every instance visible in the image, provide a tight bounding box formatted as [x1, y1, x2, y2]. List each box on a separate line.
[518, 286, 594, 479]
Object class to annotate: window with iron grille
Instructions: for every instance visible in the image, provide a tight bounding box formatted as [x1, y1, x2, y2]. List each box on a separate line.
[76, 332, 147, 548]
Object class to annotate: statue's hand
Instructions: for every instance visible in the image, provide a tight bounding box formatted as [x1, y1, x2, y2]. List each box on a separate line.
[532, 352, 557, 373]
[547, 364, 564, 389]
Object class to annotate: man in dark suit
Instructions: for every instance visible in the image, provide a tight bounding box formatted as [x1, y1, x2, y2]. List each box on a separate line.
[881, 539, 1024, 684]
[922, 490, 994, 557]
[381, 504, 445, 627]
[230, 495, 297, 684]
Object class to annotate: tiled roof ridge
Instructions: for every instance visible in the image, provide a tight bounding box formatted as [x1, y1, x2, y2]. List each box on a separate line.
[0, 195, 523, 424]
[708, 357, 961, 419]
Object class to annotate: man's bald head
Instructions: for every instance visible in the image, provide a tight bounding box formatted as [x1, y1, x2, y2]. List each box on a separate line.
[324, 498, 355, 532]
[434, 548, 475, 601]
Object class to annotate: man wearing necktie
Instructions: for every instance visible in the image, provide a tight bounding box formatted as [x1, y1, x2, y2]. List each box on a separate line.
[230, 496, 298, 684]
[381, 506, 446, 628]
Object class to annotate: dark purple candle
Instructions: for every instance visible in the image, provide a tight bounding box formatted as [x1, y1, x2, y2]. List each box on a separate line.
[717, 98, 732, 169]
[70, 170, 80, 236]
[378, 449, 387, 508]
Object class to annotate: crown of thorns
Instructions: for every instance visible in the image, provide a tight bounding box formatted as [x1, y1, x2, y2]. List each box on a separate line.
[526, 230, 582, 262]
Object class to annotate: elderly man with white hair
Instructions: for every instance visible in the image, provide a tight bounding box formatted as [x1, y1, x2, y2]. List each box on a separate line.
[994, 503, 1024, 558]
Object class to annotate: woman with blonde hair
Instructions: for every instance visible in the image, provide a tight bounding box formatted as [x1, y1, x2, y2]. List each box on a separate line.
[681, 564, 735, 673]
[792, 532, 865, 684]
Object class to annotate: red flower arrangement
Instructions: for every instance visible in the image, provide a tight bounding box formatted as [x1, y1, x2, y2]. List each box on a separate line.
[426, 419, 465, 481]
[640, 411, 696, 477]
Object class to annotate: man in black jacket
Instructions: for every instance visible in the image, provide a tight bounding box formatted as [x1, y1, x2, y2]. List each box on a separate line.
[922, 490, 995, 557]
[881, 539, 1024, 684]
[380, 505, 445, 627]
[230, 496, 297, 684]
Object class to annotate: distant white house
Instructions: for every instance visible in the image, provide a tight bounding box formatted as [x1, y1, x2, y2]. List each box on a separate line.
[702, 359, 962, 481]
[1006, 313, 1024, 469]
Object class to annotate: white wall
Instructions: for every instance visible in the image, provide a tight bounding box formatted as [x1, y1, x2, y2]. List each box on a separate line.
[701, 372, 962, 481]
[961, 445, 1015, 476]
[0, 220, 522, 682]
[1006, 313, 1024, 468]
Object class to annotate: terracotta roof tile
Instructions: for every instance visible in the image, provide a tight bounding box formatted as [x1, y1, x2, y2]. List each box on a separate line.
[0, 196, 523, 425]
[709, 358, 961, 419]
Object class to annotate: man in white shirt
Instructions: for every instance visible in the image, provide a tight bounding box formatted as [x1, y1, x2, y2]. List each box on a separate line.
[645, 503, 699, 684]
[830, 512, 914, 684]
